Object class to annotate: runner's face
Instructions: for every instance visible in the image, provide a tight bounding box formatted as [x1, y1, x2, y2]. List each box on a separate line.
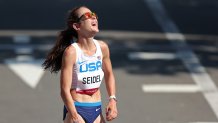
[77, 7, 99, 34]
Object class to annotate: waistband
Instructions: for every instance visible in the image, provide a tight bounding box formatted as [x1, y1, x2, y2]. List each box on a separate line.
[74, 101, 101, 107]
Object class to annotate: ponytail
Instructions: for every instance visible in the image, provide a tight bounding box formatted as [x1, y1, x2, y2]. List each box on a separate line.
[42, 28, 75, 73]
[42, 6, 88, 73]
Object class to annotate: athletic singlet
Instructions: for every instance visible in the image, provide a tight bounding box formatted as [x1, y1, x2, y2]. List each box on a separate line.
[71, 39, 104, 95]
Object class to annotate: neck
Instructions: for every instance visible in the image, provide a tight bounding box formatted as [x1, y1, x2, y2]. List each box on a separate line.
[77, 37, 95, 50]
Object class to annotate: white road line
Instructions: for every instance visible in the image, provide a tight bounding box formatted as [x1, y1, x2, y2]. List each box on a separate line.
[15, 48, 33, 54]
[142, 84, 201, 93]
[5, 56, 44, 89]
[128, 52, 177, 60]
[144, 0, 218, 118]
[16, 55, 34, 61]
[4, 35, 44, 89]
[13, 35, 30, 43]
[13, 35, 32, 54]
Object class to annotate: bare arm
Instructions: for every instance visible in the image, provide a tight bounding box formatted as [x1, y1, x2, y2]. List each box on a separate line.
[100, 41, 116, 98]
[60, 46, 78, 120]
[99, 41, 118, 121]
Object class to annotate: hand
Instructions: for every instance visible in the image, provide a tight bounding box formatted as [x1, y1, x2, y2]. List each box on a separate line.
[70, 112, 80, 123]
[73, 119, 80, 123]
[106, 99, 118, 121]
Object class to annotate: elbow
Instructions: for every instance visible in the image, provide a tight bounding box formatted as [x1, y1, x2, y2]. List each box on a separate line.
[60, 88, 70, 99]
[104, 70, 113, 77]
[60, 90, 65, 100]
[105, 71, 114, 79]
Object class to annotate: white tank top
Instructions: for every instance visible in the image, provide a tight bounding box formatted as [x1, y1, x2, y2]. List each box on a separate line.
[71, 39, 104, 95]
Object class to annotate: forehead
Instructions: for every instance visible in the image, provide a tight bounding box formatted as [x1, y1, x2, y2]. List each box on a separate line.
[77, 7, 91, 17]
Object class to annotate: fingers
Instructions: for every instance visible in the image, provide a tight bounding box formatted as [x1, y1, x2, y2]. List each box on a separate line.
[106, 105, 109, 112]
[105, 101, 118, 121]
[70, 113, 85, 123]
[72, 118, 83, 123]
[106, 109, 118, 121]
[73, 120, 79, 123]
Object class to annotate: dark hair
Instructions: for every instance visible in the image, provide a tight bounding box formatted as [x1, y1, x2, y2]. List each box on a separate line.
[42, 6, 87, 73]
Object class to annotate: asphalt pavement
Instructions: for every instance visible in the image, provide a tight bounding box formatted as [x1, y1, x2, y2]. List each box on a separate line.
[0, 0, 218, 123]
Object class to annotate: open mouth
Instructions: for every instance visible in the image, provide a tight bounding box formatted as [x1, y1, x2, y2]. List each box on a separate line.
[91, 22, 97, 27]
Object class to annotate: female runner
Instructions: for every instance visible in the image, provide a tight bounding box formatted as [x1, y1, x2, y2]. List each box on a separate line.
[43, 6, 118, 123]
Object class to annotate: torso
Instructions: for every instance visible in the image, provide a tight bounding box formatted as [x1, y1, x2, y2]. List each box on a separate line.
[70, 39, 104, 102]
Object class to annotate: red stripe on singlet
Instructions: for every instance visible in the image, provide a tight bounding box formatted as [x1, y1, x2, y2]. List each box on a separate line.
[76, 88, 99, 95]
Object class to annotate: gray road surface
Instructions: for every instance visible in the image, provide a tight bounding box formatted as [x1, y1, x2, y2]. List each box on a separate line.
[1, 0, 218, 123]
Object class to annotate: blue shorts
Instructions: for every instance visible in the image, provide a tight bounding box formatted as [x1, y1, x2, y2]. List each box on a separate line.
[63, 102, 102, 123]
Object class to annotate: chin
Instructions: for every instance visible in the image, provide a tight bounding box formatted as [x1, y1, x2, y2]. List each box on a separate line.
[95, 29, 99, 33]
[91, 29, 99, 34]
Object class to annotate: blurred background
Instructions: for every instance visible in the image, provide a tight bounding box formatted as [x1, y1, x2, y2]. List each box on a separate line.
[0, 0, 218, 123]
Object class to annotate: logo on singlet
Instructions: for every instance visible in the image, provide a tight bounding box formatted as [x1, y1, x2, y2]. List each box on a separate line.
[79, 61, 102, 73]
[97, 56, 101, 60]
[78, 60, 87, 65]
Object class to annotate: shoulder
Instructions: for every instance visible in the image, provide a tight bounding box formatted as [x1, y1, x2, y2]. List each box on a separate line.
[63, 44, 76, 58]
[96, 40, 109, 52]
[95, 40, 110, 58]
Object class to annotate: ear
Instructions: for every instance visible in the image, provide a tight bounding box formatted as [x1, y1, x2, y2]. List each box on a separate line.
[72, 23, 80, 31]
